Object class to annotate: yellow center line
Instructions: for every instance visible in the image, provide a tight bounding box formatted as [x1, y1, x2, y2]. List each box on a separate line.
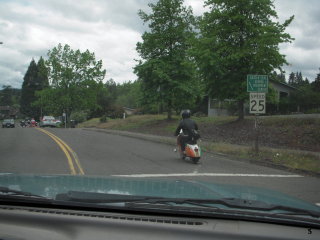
[41, 129, 85, 175]
[36, 128, 84, 175]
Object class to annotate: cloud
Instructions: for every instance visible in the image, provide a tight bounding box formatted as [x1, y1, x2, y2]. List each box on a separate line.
[0, 0, 152, 88]
[0, 0, 319, 89]
[274, 0, 320, 81]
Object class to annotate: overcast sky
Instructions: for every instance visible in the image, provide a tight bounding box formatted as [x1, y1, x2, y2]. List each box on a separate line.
[0, 0, 319, 89]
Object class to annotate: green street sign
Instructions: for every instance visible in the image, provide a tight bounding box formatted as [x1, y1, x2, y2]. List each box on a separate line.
[247, 75, 268, 93]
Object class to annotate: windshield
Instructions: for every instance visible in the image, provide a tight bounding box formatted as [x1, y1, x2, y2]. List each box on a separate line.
[0, 0, 319, 227]
[2, 119, 13, 123]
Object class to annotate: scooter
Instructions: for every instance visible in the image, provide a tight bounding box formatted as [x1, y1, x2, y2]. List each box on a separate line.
[175, 133, 201, 164]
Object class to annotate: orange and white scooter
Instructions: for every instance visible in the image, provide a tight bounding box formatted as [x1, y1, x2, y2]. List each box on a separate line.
[175, 132, 201, 164]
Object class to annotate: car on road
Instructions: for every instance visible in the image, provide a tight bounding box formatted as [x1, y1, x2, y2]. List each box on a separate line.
[39, 116, 56, 127]
[2, 119, 15, 128]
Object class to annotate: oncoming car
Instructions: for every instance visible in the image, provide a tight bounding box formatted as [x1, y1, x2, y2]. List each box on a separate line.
[2, 119, 15, 128]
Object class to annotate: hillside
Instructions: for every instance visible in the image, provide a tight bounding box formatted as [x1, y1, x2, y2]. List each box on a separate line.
[79, 114, 320, 152]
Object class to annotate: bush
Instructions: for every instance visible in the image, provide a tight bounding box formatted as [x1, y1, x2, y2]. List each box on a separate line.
[100, 115, 108, 123]
[70, 111, 88, 124]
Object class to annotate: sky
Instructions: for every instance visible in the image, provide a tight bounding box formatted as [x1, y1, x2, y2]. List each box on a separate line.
[0, 0, 319, 89]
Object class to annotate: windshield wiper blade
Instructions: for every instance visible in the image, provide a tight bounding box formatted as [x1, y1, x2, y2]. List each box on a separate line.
[55, 191, 163, 203]
[0, 186, 48, 200]
[129, 198, 320, 218]
[55, 191, 320, 218]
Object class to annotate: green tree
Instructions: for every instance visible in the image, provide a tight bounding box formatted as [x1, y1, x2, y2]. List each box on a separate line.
[311, 68, 320, 92]
[0, 85, 14, 106]
[116, 80, 142, 109]
[20, 58, 49, 119]
[195, 0, 294, 120]
[35, 44, 106, 120]
[135, 0, 198, 119]
[270, 71, 286, 83]
[20, 59, 39, 118]
[288, 72, 296, 86]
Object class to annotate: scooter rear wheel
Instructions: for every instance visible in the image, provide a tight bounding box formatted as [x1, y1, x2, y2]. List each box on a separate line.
[192, 157, 200, 164]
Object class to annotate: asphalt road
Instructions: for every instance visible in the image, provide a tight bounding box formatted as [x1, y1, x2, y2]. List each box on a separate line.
[0, 126, 319, 205]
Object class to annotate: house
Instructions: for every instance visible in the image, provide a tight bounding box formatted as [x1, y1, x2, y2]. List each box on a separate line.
[269, 79, 298, 101]
[207, 79, 297, 116]
[123, 107, 137, 116]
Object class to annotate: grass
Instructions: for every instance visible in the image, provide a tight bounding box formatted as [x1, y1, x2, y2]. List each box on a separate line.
[202, 142, 320, 174]
[78, 114, 172, 130]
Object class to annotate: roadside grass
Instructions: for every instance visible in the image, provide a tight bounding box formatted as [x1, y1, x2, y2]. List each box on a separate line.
[202, 142, 320, 174]
[77, 118, 100, 128]
[193, 116, 238, 125]
[261, 116, 320, 127]
[79, 114, 174, 130]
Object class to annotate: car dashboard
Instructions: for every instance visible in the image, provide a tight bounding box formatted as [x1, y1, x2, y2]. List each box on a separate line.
[0, 205, 319, 240]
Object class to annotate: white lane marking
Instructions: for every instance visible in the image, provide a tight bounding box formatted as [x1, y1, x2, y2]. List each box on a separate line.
[112, 173, 303, 178]
[316, 203, 320, 206]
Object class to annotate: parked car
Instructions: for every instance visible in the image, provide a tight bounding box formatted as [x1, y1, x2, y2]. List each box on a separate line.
[39, 116, 56, 127]
[2, 119, 15, 128]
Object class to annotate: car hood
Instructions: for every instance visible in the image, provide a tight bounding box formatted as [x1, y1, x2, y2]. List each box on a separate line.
[0, 174, 319, 213]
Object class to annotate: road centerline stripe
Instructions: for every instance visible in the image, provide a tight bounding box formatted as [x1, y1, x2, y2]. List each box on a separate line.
[43, 130, 84, 175]
[36, 128, 84, 175]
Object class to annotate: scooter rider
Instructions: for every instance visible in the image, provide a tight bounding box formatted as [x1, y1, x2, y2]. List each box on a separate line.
[174, 110, 199, 153]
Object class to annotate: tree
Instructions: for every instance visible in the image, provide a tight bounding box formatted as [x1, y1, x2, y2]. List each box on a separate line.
[288, 72, 296, 86]
[116, 80, 142, 109]
[288, 71, 309, 88]
[0, 85, 13, 106]
[311, 68, 320, 92]
[35, 44, 106, 120]
[270, 71, 286, 83]
[134, 0, 199, 119]
[195, 0, 294, 120]
[20, 58, 49, 119]
[20, 59, 38, 117]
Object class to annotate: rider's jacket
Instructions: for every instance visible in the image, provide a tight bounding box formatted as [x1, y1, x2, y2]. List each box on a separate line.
[174, 118, 198, 137]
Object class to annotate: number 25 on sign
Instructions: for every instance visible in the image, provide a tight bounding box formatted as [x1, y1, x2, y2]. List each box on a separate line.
[250, 93, 266, 114]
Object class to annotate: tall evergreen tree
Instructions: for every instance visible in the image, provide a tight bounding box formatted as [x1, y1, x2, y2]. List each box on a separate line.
[288, 72, 296, 86]
[312, 68, 320, 92]
[296, 71, 303, 86]
[20, 58, 49, 119]
[20, 59, 38, 117]
[36, 57, 49, 89]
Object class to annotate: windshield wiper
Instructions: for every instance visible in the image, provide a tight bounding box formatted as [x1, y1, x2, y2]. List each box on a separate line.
[0, 186, 49, 200]
[129, 198, 320, 218]
[55, 191, 320, 218]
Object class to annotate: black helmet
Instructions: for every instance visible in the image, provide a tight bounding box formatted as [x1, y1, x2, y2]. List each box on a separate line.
[181, 109, 191, 119]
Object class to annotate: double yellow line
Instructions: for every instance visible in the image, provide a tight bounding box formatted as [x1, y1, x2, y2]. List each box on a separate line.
[36, 128, 84, 175]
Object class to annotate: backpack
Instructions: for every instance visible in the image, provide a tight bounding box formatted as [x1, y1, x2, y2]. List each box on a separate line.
[190, 129, 200, 141]
[183, 119, 200, 141]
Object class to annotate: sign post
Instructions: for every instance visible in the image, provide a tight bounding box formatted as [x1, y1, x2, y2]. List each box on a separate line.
[63, 112, 66, 128]
[247, 75, 268, 155]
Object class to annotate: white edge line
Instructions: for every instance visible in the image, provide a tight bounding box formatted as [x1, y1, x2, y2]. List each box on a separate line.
[316, 203, 320, 206]
[112, 173, 303, 178]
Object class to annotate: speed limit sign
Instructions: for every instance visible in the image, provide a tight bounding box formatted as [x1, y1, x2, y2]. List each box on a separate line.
[250, 93, 266, 114]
